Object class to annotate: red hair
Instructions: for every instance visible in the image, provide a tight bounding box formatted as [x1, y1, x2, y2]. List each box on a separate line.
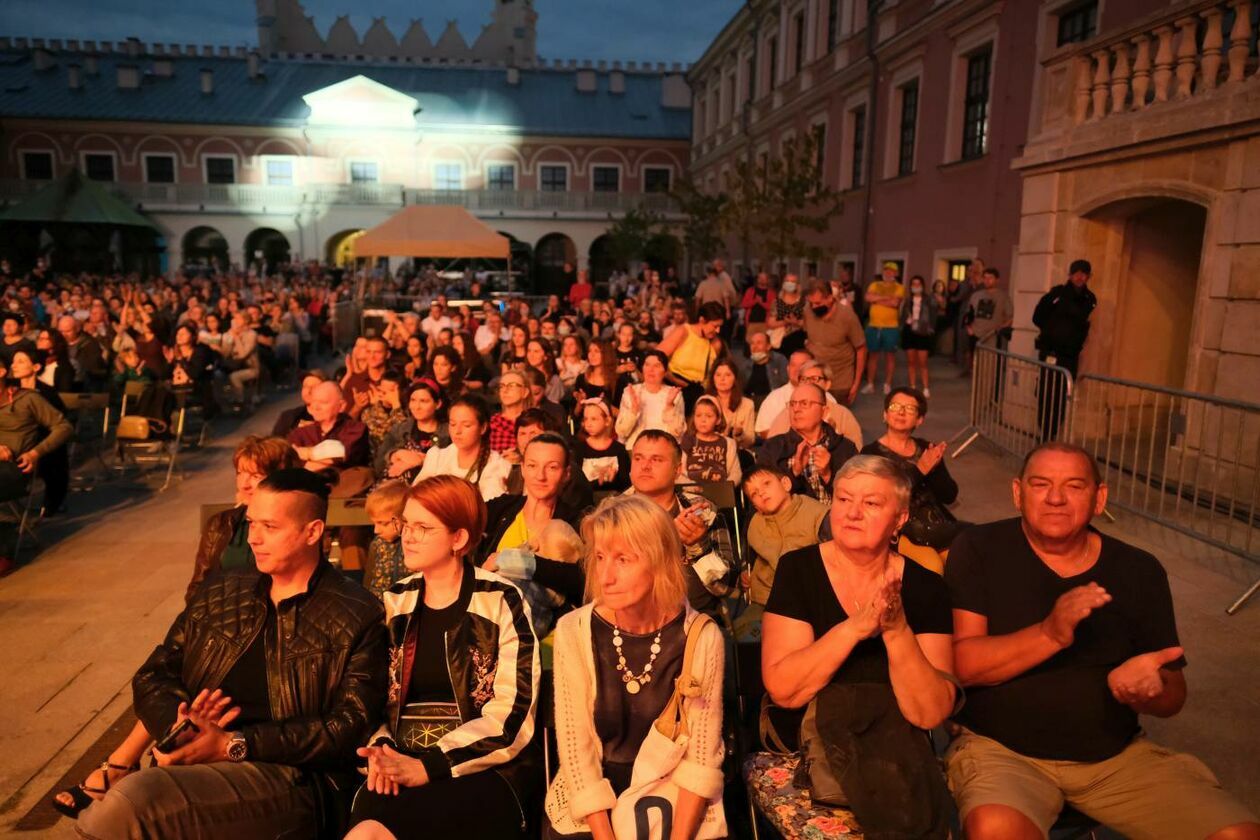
[407, 475, 488, 558]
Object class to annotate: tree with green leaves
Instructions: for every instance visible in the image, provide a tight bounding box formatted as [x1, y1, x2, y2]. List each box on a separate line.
[670, 174, 728, 272]
[604, 204, 664, 272]
[723, 131, 844, 271]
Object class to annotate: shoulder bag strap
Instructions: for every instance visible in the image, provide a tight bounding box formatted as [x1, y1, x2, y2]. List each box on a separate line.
[652, 613, 714, 743]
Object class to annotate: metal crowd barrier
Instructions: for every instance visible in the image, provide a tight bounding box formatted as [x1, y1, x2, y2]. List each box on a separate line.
[1068, 374, 1259, 614]
[950, 343, 1074, 462]
[953, 343, 1260, 614]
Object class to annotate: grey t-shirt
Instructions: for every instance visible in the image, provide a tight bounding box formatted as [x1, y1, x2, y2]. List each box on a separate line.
[968, 288, 1013, 339]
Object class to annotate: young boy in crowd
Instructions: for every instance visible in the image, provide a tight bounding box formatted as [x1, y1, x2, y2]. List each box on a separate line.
[363, 479, 409, 599]
[735, 465, 830, 639]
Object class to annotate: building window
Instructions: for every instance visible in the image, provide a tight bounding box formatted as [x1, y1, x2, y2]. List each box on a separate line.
[744, 52, 756, 101]
[144, 155, 176, 184]
[827, 0, 840, 50]
[644, 167, 672, 194]
[487, 164, 516, 191]
[264, 158, 294, 186]
[897, 80, 919, 176]
[812, 123, 826, 178]
[434, 163, 463, 190]
[21, 151, 53, 180]
[205, 156, 236, 184]
[961, 47, 992, 160]
[592, 166, 620, 193]
[767, 36, 777, 92]
[948, 259, 971, 284]
[84, 153, 115, 182]
[540, 165, 568, 192]
[349, 161, 379, 183]
[851, 106, 866, 188]
[793, 11, 805, 76]
[1056, 1, 1098, 46]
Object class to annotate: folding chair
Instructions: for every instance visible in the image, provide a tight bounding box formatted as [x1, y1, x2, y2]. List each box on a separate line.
[171, 388, 211, 449]
[6, 478, 44, 562]
[327, 497, 372, 528]
[115, 381, 184, 492]
[59, 391, 111, 490]
[693, 479, 749, 570]
[326, 496, 372, 570]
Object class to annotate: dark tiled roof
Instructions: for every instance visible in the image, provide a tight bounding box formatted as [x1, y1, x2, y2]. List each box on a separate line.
[0, 50, 691, 140]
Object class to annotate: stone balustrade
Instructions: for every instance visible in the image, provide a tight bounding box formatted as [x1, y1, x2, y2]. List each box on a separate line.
[1067, 0, 1257, 125]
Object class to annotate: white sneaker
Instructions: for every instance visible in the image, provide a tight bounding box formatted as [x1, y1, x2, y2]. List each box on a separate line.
[861, 382, 874, 395]
[923, 387, 931, 398]
[883, 383, 892, 395]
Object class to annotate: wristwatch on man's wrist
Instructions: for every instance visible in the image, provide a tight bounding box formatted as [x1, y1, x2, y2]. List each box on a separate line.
[226, 732, 248, 762]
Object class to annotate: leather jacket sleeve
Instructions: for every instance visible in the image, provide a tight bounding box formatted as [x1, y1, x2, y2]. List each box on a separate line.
[242, 605, 388, 768]
[186, 508, 239, 604]
[132, 604, 194, 740]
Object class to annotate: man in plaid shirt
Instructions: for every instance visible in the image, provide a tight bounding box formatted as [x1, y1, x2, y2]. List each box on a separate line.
[489, 370, 528, 453]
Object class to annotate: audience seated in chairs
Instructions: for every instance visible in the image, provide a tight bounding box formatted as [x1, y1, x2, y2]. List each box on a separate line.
[480, 431, 586, 636]
[347, 475, 541, 840]
[271, 368, 326, 438]
[861, 386, 962, 575]
[374, 378, 448, 484]
[416, 394, 510, 502]
[0, 355, 72, 577]
[287, 380, 374, 573]
[9, 348, 71, 515]
[757, 382, 859, 504]
[54, 435, 301, 819]
[75, 469, 388, 840]
[545, 494, 726, 839]
[758, 455, 958, 838]
[735, 465, 830, 640]
[57, 314, 107, 392]
[945, 443, 1260, 840]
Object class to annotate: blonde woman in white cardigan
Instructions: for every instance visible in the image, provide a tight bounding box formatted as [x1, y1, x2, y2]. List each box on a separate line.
[545, 495, 726, 840]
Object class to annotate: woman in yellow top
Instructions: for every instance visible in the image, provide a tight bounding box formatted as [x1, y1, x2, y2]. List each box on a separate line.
[657, 301, 726, 408]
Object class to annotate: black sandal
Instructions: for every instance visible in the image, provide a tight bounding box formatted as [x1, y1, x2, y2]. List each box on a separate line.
[52, 761, 139, 819]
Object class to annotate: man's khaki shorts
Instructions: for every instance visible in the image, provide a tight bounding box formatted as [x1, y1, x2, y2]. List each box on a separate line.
[945, 728, 1257, 840]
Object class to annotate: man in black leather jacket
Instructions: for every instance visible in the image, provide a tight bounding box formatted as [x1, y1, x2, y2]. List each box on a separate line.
[78, 469, 388, 840]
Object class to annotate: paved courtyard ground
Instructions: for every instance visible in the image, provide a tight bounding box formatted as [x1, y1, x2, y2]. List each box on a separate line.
[0, 358, 1254, 837]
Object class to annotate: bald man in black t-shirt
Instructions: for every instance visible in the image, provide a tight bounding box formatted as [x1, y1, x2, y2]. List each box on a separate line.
[944, 443, 1257, 840]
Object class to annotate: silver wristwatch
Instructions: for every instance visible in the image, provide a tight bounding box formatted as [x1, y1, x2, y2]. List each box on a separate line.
[226, 732, 248, 763]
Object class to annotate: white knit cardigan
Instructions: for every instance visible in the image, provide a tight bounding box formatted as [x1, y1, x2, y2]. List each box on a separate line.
[544, 602, 726, 833]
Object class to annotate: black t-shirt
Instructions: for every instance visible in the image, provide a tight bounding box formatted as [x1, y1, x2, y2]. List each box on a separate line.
[219, 605, 275, 728]
[945, 517, 1184, 762]
[407, 598, 465, 704]
[765, 545, 952, 685]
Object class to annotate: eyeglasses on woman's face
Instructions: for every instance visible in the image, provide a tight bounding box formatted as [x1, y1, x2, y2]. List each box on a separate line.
[393, 518, 446, 541]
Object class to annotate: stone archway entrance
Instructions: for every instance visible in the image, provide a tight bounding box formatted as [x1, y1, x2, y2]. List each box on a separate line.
[1079, 196, 1207, 389]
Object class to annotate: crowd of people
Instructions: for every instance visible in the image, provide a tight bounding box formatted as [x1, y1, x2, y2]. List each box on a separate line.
[14, 255, 1254, 840]
[0, 258, 358, 577]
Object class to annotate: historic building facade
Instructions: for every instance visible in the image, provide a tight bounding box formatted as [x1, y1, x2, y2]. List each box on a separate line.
[0, 1, 691, 287]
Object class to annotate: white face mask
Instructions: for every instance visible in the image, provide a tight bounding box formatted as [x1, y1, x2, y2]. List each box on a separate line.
[557, 324, 572, 336]
[782, 282, 798, 294]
